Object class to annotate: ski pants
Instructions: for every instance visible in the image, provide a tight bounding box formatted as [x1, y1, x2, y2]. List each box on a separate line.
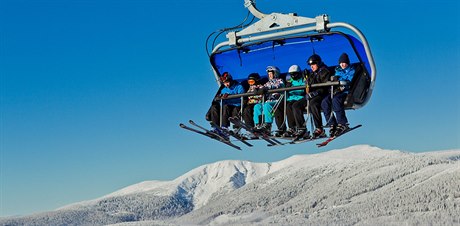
[308, 95, 325, 130]
[208, 102, 241, 128]
[253, 103, 263, 125]
[251, 101, 286, 131]
[321, 92, 348, 126]
[243, 103, 256, 128]
[286, 98, 307, 130]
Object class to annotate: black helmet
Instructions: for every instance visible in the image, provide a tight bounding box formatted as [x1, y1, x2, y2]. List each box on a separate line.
[307, 54, 322, 65]
[247, 72, 260, 82]
[220, 72, 233, 82]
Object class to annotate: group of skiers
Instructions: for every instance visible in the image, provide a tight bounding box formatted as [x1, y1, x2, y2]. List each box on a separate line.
[206, 53, 356, 139]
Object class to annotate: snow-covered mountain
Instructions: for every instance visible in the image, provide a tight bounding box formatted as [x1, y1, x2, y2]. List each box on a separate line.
[1, 145, 459, 225]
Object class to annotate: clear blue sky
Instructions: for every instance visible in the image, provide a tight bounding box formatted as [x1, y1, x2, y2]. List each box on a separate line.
[1, 0, 459, 217]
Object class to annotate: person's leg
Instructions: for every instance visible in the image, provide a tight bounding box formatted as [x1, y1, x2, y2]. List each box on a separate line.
[273, 102, 286, 132]
[253, 103, 263, 126]
[308, 96, 323, 130]
[221, 105, 232, 128]
[262, 102, 273, 124]
[243, 104, 255, 127]
[292, 98, 307, 130]
[333, 92, 348, 125]
[285, 101, 296, 129]
[321, 95, 337, 127]
[209, 103, 221, 126]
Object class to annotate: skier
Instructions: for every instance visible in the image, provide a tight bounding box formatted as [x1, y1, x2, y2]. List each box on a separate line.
[206, 72, 245, 132]
[283, 64, 308, 138]
[253, 66, 286, 136]
[242, 73, 264, 128]
[321, 53, 355, 136]
[306, 54, 331, 138]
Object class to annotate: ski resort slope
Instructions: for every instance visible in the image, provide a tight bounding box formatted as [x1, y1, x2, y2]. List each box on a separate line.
[1, 145, 459, 225]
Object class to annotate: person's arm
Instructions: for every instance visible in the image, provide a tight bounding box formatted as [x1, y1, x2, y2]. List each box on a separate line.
[236, 84, 246, 94]
[342, 67, 355, 81]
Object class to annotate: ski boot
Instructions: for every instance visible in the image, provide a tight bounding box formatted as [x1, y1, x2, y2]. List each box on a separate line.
[282, 128, 296, 138]
[334, 124, 349, 136]
[312, 128, 326, 139]
[328, 125, 337, 137]
[294, 128, 310, 139]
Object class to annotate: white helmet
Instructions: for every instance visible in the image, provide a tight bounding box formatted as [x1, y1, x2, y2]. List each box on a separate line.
[266, 65, 280, 78]
[288, 65, 302, 73]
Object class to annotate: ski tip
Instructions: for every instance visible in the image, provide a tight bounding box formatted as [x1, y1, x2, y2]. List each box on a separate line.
[179, 123, 186, 128]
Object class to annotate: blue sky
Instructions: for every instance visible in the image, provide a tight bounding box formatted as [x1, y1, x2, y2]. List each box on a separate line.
[1, 0, 459, 217]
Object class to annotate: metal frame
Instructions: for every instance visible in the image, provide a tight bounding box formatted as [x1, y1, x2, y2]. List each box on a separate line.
[210, 0, 376, 109]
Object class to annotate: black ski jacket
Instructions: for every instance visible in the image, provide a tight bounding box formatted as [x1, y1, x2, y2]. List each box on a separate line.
[306, 64, 331, 95]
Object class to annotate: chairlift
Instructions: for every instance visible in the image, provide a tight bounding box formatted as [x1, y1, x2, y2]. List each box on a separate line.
[180, 0, 376, 150]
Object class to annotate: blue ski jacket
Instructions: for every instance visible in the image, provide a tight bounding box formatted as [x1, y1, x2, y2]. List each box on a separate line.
[220, 82, 245, 106]
[335, 65, 355, 82]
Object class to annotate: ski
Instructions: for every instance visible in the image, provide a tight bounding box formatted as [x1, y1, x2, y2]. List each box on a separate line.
[294, 136, 328, 144]
[229, 117, 279, 146]
[209, 122, 253, 147]
[316, 125, 362, 147]
[290, 132, 311, 144]
[229, 130, 254, 147]
[189, 120, 228, 139]
[267, 136, 323, 146]
[180, 121, 241, 150]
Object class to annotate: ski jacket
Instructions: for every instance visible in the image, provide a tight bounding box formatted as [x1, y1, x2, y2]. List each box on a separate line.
[334, 65, 355, 94]
[286, 78, 305, 102]
[335, 65, 355, 82]
[247, 84, 264, 105]
[220, 82, 245, 106]
[306, 64, 331, 95]
[264, 78, 285, 101]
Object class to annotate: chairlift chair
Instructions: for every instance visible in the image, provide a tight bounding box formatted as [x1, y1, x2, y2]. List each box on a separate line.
[181, 0, 376, 150]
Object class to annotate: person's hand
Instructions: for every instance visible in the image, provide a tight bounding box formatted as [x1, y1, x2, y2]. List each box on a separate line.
[331, 76, 339, 82]
[255, 87, 267, 95]
[306, 91, 319, 99]
[221, 93, 229, 98]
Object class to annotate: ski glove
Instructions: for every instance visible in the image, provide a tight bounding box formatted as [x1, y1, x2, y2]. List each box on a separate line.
[330, 76, 339, 82]
[255, 87, 268, 95]
[306, 91, 320, 99]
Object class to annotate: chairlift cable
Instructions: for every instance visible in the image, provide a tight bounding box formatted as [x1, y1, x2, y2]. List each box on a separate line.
[206, 12, 255, 57]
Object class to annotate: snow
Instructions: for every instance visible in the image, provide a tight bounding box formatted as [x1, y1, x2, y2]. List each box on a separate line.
[1, 145, 459, 226]
[104, 181, 174, 197]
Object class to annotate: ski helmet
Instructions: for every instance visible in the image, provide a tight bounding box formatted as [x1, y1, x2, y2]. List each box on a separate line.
[288, 65, 302, 73]
[307, 54, 322, 65]
[266, 65, 280, 78]
[220, 72, 233, 83]
[288, 65, 302, 80]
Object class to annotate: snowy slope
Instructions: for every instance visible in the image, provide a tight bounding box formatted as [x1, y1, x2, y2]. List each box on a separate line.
[1, 145, 459, 226]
